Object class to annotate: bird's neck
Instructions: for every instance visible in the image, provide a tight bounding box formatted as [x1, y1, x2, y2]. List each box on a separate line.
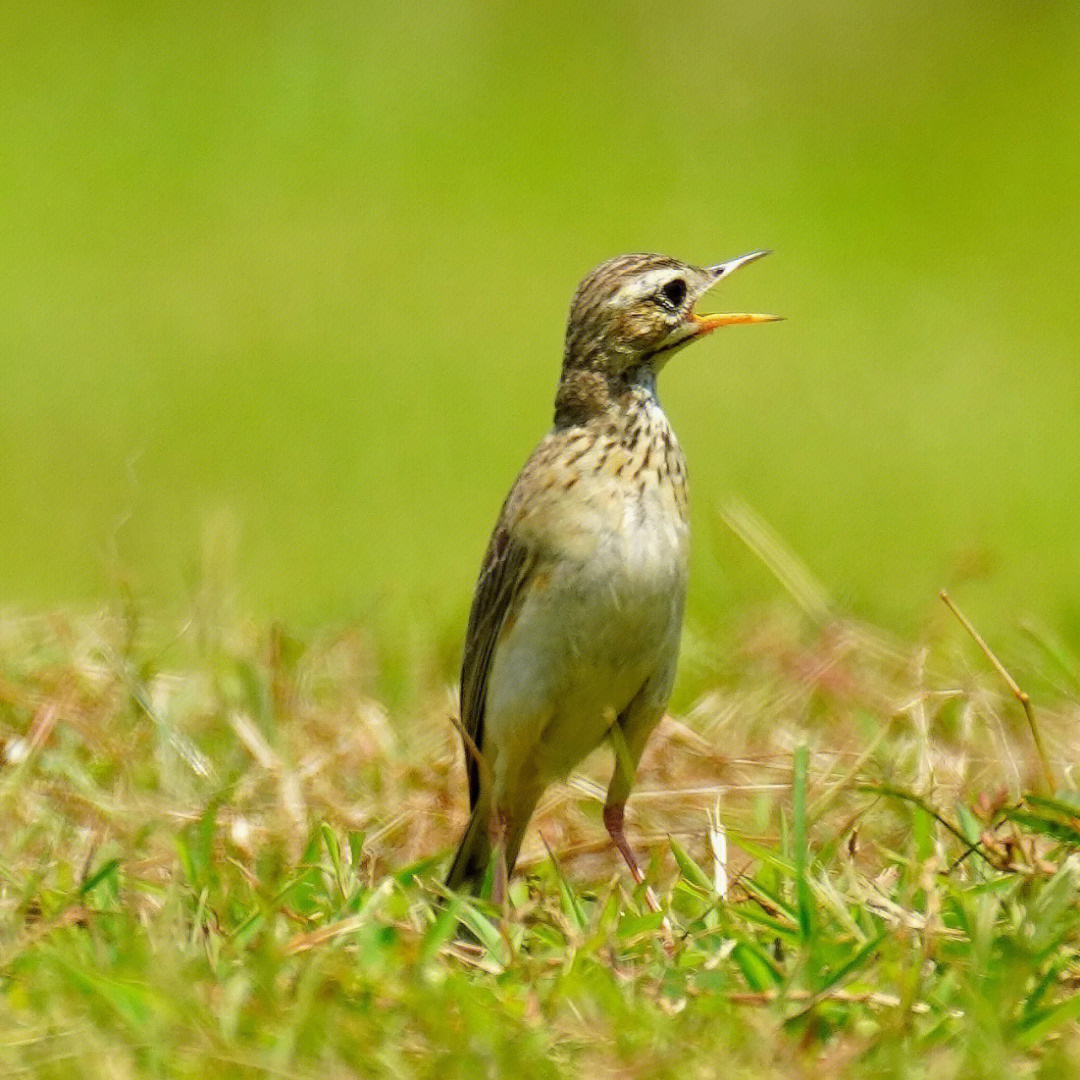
[553, 362, 687, 519]
[553, 362, 659, 431]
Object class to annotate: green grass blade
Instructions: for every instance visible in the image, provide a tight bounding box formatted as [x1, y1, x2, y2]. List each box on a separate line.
[669, 835, 715, 894]
[1014, 991, 1080, 1048]
[793, 745, 813, 941]
[730, 939, 783, 991]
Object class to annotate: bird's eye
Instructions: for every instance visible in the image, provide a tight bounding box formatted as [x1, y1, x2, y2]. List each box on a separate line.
[661, 278, 687, 308]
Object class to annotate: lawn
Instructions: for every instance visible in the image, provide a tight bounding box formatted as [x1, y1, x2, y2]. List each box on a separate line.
[3, 558, 1080, 1077]
[4, 4, 1080, 1076]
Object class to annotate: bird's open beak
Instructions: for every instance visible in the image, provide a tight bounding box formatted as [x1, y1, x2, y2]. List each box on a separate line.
[691, 250, 782, 334]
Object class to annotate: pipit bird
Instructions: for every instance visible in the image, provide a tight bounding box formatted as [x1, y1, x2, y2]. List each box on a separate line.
[447, 250, 779, 899]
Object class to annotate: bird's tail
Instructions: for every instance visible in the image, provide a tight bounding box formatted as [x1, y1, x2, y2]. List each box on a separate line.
[445, 799, 493, 893]
[445, 799, 532, 895]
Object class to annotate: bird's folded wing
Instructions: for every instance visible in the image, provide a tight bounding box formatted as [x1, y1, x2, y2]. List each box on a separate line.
[459, 522, 537, 809]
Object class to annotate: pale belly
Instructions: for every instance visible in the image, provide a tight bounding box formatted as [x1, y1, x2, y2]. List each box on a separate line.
[483, 482, 689, 793]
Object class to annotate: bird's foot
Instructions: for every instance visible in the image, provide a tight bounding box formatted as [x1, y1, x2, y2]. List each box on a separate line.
[603, 801, 674, 953]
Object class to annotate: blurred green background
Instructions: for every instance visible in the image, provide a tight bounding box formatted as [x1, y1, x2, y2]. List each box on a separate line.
[2, 2, 1078, 646]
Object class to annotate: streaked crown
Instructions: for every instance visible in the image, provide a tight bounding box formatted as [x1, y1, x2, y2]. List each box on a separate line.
[554, 250, 778, 427]
[564, 254, 712, 372]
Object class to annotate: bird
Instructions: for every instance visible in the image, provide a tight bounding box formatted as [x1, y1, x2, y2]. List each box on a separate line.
[446, 250, 779, 901]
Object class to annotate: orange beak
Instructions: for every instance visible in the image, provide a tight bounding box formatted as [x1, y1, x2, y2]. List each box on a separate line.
[691, 249, 781, 335]
[692, 310, 783, 332]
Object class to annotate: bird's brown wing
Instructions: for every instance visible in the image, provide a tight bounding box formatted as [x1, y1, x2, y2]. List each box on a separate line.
[459, 520, 538, 810]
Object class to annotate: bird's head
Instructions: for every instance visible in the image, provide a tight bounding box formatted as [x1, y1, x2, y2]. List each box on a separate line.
[565, 250, 779, 371]
[556, 251, 779, 425]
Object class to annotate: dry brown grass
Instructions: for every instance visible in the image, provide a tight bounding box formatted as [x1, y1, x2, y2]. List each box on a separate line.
[3, 601, 1080, 1078]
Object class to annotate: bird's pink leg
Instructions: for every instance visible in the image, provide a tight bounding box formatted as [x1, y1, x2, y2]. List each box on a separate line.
[488, 806, 510, 908]
[603, 800, 662, 915]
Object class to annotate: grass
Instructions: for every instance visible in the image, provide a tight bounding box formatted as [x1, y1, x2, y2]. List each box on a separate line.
[4, 560, 1080, 1077]
[6, 6, 1080, 1073]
